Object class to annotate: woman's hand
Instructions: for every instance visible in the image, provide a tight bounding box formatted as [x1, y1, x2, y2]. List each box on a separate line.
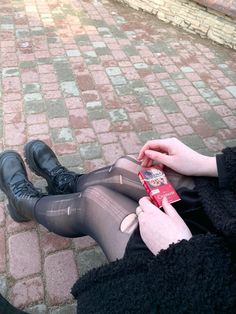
[138, 137, 217, 177]
[136, 197, 192, 255]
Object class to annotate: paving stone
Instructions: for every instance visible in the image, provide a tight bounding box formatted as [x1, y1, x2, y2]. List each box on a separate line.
[76, 246, 108, 276]
[224, 139, 236, 147]
[58, 153, 83, 169]
[40, 232, 71, 255]
[69, 108, 89, 129]
[138, 130, 160, 143]
[26, 304, 48, 314]
[23, 83, 41, 93]
[134, 63, 148, 69]
[10, 277, 44, 308]
[75, 128, 97, 143]
[54, 62, 74, 81]
[9, 231, 41, 279]
[226, 86, 236, 98]
[97, 132, 118, 144]
[24, 93, 43, 102]
[134, 86, 149, 95]
[115, 85, 134, 95]
[66, 49, 81, 57]
[25, 101, 46, 114]
[46, 99, 67, 118]
[44, 250, 77, 305]
[105, 67, 122, 76]
[79, 143, 102, 160]
[207, 97, 223, 105]
[0, 203, 6, 227]
[73, 236, 97, 250]
[119, 131, 142, 154]
[203, 137, 225, 152]
[76, 75, 95, 91]
[0, 228, 6, 273]
[175, 125, 195, 136]
[157, 96, 179, 113]
[88, 109, 108, 120]
[51, 128, 74, 143]
[201, 111, 227, 129]
[102, 142, 125, 163]
[2, 67, 19, 77]
[138, 94, 156, 106]
[60, 81, 80, 97]
[0, 275, 7, 297]
[145, 106, 167, 124]
[182, 134, 206, 150]
[86, 101, 103, 111]
[198, 88, 216, 99]
[223, 116, 236, 129]
[109, 108, 128, 122]
[5, 122, 26, 145]
[177, 100, 199, 118]
[110, 75, 127, 85]
[50, 303, 77, 314]
[180, 66, 194, 73]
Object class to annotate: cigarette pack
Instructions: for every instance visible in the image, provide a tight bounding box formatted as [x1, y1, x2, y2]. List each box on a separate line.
[138, 166, 180, 208]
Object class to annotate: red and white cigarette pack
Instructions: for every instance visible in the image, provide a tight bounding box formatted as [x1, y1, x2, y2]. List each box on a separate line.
[138, 166, 180, 208]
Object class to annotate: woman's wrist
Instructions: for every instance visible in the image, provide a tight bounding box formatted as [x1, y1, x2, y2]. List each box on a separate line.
[196, 155, 218, 177]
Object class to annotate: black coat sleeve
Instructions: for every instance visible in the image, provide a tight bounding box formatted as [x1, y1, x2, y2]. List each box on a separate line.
[71, 234, 236, 314]
[216, 146, 236, 191]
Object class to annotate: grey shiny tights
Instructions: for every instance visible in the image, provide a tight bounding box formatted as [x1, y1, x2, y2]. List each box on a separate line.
[35, 156, 145, 261]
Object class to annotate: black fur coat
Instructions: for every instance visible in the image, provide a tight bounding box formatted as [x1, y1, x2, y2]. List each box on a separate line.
[72, 147, 236, 313]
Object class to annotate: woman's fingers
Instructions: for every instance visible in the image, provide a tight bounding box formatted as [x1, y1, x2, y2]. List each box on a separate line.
[141, 155, 151, 167]
[136, 206, 143, 216]
[138, 197, 162, 215]
[162, 197, 179, 219]
[138, 139, 172, 160]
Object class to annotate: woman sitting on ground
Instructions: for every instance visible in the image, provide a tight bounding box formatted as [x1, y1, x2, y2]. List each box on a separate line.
[0, 137, 235, 313]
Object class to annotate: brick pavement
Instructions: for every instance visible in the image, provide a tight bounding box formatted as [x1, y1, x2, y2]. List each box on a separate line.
[0, 0, 236, 312]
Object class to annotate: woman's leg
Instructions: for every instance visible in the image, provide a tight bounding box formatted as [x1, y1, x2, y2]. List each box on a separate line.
[76, 156, 146, 201]
[34, 186, 138, 261]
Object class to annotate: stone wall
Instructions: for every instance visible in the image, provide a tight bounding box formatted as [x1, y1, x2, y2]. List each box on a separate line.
[115, 0, 236, 50]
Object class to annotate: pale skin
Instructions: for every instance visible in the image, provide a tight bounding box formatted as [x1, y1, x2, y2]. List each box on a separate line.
[136, 137, 218, 255]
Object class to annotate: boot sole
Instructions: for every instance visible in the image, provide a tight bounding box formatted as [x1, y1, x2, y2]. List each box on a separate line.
[0, 151, 30, 223]
[24, 140, 56, 194]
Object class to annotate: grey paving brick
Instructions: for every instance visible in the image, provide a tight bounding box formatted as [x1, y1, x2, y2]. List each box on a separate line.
[105, 67, 122, 76]
[109, 108, 128, 122]
[157, 96, 179, 113]
[51, 128, 74, 143]
[0, 275, 7, 297]
[181, 134, 206, 150]
[76, 246, 108, 276]
[86, 101, 103, 110]
[50, 304, 76, 314]
[138, 94, 156, 106]
[58, 154, 83, 168]
[46, 99, 67, 118]
[80, 143, 102, 159]
[26, 304, 48, 314]
[23, 83, 41, 93]
[24, 101, 46, 114]
[201, 111, 227, 129]
[226, 86, 236, 98]
[138, 130, 160, 142]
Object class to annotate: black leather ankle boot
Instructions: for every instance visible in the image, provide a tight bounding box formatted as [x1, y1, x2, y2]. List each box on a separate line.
[24, 140, 81, 195]
[0, 151, 45, 222]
